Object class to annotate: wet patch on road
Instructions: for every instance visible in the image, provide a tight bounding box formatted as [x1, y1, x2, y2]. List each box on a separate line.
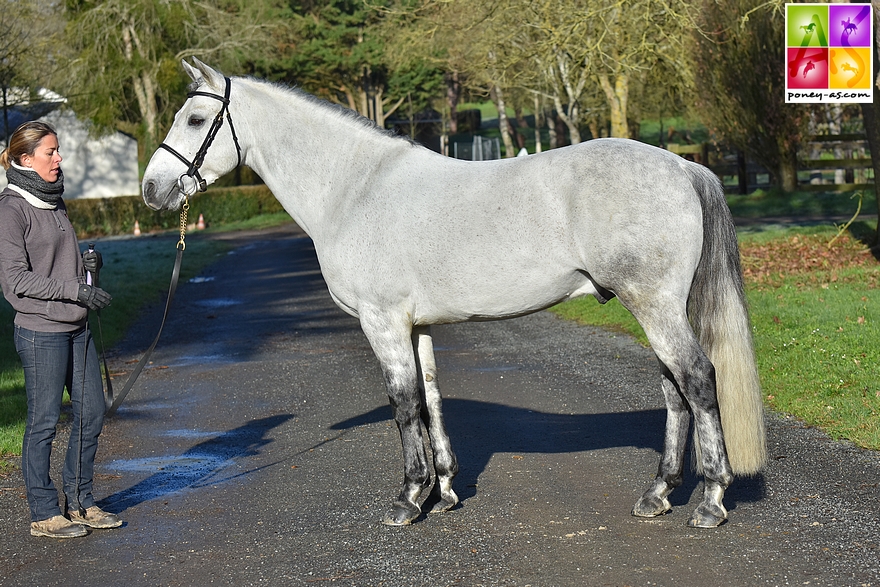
[98, 415, 293, 513]
[193, 298, 241, 309]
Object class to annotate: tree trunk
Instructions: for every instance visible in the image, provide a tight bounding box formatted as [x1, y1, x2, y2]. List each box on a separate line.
[779, 153, 799, 193]
[859, 0, 880, 246]
[513, 107, 528, 150]
[533, 95, 543, 153]
[491, 85, 516, 158]
[588, 118, 600, 140]
[446, 72, 461, 134]
[374, 87, 385, 128]
[598, 73, 629, 138]
[860, 99, 880, 243]
[122, 23, 158, 152]
[547, 109, 558, 149]
[552, 94, 580, 144]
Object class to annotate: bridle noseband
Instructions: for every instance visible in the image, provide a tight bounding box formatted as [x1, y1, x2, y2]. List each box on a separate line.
[158, 76, 242, 196]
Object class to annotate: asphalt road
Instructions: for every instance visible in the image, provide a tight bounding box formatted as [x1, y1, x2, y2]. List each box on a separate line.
[0, 223, 878, 587]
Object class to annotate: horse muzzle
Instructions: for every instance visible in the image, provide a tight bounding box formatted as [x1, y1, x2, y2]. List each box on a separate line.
[142, 178, 186, 211]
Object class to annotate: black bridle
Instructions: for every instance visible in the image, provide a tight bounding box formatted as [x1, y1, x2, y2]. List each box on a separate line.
[158, 76, 242, 196]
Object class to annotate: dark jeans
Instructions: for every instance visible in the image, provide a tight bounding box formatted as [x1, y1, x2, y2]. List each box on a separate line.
[15, 324, 105, 522]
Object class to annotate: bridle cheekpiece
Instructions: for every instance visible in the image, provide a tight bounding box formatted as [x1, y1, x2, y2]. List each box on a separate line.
[158, 76, 242, 196]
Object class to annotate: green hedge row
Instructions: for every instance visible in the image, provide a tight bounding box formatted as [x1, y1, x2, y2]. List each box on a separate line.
[65, 184, 284, 239]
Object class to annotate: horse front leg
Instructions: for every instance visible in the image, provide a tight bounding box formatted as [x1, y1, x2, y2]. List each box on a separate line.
[413, 326, 459, 514]
[361, 312, 431, 526]
[632, 366, 688, 518]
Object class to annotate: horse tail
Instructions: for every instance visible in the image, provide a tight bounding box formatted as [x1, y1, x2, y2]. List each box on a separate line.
[685, 163, 767, 475]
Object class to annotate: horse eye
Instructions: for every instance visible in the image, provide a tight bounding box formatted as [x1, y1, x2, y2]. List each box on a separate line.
[188, 116, 205, 128]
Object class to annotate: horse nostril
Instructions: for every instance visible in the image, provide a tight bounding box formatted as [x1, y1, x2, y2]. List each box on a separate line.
[143, 179, 156, 201]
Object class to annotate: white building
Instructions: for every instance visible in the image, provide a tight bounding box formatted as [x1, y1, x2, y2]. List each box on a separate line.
[0, 92, 139, 199]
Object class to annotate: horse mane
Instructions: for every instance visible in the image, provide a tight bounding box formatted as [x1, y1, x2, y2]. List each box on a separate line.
[191, 76, 415, 146]
[282, 83, 415, 145]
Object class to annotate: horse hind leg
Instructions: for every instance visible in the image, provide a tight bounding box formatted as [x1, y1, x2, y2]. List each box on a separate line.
[413, 326, 459, 514]
[631, 305, 733, 528]
[360, 311, 431, 526]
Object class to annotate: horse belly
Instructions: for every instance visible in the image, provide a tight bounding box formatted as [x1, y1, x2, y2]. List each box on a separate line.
[407, 258, 590, 324]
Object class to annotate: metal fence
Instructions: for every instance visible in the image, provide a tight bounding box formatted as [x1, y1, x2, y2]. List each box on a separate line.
[453, 136, 502, 161]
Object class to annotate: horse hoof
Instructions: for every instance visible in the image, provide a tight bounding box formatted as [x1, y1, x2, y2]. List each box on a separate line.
[631, 495, 672, 518]
[381, 502, 420, 526]
[687, 504, 728, 528]
[428, 497, 458, 514]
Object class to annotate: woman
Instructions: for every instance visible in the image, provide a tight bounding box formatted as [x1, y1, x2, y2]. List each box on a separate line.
[0, 121, 121, 538]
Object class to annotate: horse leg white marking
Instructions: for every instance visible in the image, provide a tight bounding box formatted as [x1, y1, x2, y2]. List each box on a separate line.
[413, 326, 459, 513]
[360, 311, 430, 526]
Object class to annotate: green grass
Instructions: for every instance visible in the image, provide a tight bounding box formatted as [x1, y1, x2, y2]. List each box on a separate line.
[551, 224, 880, 450]
[0, 215, 295, 462]
[748, 269, 879, 448]
[551, 297, 648, 346]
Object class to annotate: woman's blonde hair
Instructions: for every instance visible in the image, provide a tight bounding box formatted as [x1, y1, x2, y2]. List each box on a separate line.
[0, 121, 57, 170]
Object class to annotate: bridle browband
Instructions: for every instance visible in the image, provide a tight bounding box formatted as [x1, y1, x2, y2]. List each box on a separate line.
[158, 76, 242, 196]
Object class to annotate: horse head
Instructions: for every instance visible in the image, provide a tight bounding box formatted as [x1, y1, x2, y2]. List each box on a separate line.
[142, 59, 242, 211]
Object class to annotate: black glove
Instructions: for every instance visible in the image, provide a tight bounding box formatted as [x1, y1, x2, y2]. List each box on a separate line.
[77, 284, 112, 310]
[82, 249, 103, 274]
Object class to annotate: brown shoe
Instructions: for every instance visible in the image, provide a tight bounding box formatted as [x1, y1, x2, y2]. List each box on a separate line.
[68, 506, 122, 529]
[30, 515, 89, 538]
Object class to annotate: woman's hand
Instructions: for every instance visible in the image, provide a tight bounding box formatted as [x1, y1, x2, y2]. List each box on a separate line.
[77, 284, 111, 310]
[82, 249, 103, 274]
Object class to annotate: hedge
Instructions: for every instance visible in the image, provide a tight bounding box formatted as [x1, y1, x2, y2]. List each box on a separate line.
[65, 184, 284, 239]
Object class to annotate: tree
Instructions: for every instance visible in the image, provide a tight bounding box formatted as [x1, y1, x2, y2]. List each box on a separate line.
[387, 0, 695, 147]
[379, 1, 536, 155]
[254, 0, 443, 128]
[691, 0, 809, 192]
[858, 0, 880, 246]
[60, 0, 281, 154]
[0, 0, 66, 145]
[486, 0, 695, 141]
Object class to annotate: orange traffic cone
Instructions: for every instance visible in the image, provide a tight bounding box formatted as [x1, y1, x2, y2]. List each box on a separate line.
[197, 213, 206, 230]
[133, 220, 141, 236]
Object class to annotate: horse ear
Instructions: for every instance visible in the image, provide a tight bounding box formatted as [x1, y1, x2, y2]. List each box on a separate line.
[181, 60, 202, 83]
[190, 58, 226, 90]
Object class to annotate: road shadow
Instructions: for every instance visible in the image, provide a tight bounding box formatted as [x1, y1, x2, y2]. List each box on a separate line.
[332, 400, 766, 516]
[98, 414, 294, 514]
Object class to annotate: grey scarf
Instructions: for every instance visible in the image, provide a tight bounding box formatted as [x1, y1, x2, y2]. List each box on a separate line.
[6, 163, 64, 204]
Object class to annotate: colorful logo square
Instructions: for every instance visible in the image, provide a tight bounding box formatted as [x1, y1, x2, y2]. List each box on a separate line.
[829, 47, 872, 89]
[785, 3, 874, 103]
[787, 47, 828, 89]
[829, 5, 871, 48]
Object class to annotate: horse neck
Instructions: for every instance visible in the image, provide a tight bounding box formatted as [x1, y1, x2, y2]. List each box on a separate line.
[232, 80, 403, 237]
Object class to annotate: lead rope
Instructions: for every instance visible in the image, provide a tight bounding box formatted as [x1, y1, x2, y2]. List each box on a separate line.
[103, 199, 189, 416]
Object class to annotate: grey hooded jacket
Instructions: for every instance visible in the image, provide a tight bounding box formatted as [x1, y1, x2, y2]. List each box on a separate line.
[0, 188, 87, 332]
